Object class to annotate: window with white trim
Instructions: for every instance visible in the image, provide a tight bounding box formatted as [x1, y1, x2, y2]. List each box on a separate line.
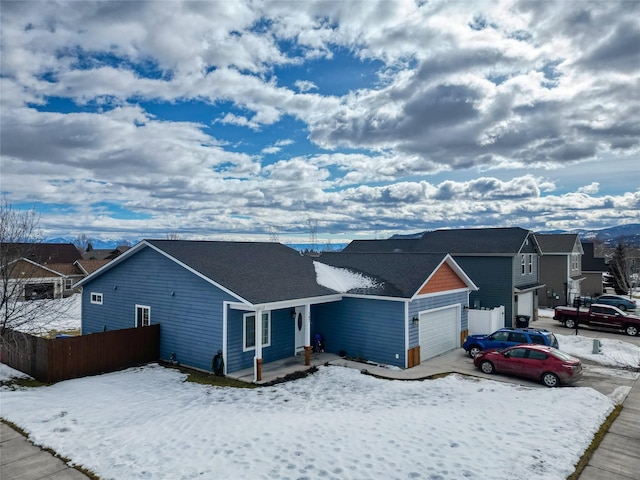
[136, 305, 151, 327]
[65, 278, 73, 290]
[521, 255, 526, 275]
[571, 253, 580, 271]
[528, 254, 533, 274]
[243, 311, 271, 351]
[91, 292, 103, 304]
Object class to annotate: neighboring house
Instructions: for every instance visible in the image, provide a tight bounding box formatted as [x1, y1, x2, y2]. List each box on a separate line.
[581, 242, 607, 297]
[82, 245, 130, 261]
[77, 240, 477, 380]
[536, 234, 584, 308]
[343, 227, 543, 327]
[1, 243, 83, 299]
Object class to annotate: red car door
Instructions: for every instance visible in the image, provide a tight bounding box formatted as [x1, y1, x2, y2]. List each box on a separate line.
[518, 350, 550, 380]
[497, 347, 528, 375]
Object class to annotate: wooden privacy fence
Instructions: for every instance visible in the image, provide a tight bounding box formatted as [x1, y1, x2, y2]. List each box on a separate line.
[0, 325, 160, 383]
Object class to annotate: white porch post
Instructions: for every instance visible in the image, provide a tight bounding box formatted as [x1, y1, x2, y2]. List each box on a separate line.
[304, 304, 312, 366]
[254, 308, 263, 382]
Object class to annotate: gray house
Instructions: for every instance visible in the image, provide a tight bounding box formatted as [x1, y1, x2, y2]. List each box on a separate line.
[343, 227, 543, 326]
[581, 242, 607, 297]
[77, 240, 477, 381]
[536, 234, 584, 308]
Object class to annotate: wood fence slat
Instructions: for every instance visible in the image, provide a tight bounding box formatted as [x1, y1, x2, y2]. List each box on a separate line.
[1, 325, 160, 383]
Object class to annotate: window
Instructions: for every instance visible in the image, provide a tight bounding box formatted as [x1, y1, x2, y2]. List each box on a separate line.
[65, 278, 73, 290]
[506, 347, 528, 358]
[528, 254, 533, 274]
[136, 305, 150, 327]
[490, 331, 509, 342]
[90, 292, 103, 305]
[528, 350, 548, 360]
[529, 334, 545, 345]
[243, 311, 271, 351]
[508, 332, 528, 343]
[521, 255, 526, 275]
[571, 254, 580, 271]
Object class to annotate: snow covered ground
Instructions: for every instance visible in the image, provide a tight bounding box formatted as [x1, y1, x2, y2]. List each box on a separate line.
[0, 364, 614, 480]
[1, 296, 638, 479]
[6, 294, 81, 336]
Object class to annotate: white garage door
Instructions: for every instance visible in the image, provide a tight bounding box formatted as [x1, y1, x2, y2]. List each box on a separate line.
[419, 306, 459, 361]
[517, 291, 534, 319]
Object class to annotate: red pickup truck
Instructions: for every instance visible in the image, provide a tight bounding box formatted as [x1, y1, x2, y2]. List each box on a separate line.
[553, 304, 640, 336]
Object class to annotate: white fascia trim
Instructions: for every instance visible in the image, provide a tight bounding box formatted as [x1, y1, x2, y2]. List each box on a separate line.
[226, 294, 344, 312]
[412, 287, 472, 301]
[410, 254, 478, 301]
[341, 293, 408, 302]
[404, 301, 409, 369]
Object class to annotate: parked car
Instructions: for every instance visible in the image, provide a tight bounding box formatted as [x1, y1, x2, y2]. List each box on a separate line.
[462, 327, 559, 358]
[473, 344, 583, 387]
[553, 304, 640, 336]
[592, 294, 636, 311]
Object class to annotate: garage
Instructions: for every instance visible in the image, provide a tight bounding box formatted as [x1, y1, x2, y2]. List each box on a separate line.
[419, 305, 460, 361]
[516, 291, 534, 319]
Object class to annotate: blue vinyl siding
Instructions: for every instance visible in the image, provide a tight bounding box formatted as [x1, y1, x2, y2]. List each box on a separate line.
[513, 253, 539, 288]
[225, 307, 295, 373]
[408, 291, 468, 348]
[311, 297, 405, 367]
[453, 256, 515, 327]
[81, 247, 236, 372]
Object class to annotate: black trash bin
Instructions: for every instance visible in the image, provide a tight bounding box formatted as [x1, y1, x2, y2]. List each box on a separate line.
[515, 315, 530, 328]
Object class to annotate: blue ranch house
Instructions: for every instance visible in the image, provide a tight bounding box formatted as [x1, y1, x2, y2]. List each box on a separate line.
[77, 240, 478, 382]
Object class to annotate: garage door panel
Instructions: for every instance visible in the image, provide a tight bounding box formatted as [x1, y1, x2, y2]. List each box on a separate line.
[419, 306, 459, 361]
[517, 291, 534, 318]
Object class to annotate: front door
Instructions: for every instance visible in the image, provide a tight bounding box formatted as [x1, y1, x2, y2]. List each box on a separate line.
[294, 306, 306, 353]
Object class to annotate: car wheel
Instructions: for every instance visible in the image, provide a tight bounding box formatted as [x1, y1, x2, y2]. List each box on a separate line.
[564, 318, 576, 329]
[625, 325, 639, 336]
[479, 360, 495, 374]
[468, 345, 482, 358]
[542, 372, 560, 387]
[618, 304, 627, 311]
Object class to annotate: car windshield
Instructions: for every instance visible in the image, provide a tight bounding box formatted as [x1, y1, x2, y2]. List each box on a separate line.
[549, 350, 576, 362]
[548, 333, 558, 346]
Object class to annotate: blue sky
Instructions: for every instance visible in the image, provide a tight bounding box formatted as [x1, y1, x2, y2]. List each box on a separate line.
[1, 0, 638, 245]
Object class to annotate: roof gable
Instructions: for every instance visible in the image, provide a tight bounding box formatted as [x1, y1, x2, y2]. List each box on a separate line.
[417, 262, 467, 295]
[536, 233, 583, 255]
[317, 252, 476, 298]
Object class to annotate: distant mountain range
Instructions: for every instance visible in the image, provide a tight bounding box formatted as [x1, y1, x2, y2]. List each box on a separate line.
[390, 224, 640, 247]
[45, 224, 640, 250]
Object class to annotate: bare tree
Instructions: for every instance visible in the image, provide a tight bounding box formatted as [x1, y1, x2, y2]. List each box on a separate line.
[268, 225, 280, 243]
[74, 233, 93, 254]
[608, 242, 634, 296]
[165, 232, 182, 240]
[1, 199, 75, 345]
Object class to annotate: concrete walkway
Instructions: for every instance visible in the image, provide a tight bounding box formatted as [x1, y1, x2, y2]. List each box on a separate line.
[0, 422, 90, 480]
[578, 373, 640, 480]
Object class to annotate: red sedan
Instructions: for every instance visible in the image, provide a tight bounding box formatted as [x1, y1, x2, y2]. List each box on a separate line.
[473, 344, 583, 387]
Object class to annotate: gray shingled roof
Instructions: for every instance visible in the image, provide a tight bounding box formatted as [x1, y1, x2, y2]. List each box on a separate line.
[536, 233, 581, 254]
[146, 240, 336, 304]
[317, 252, 449, 298]
[343, 227, 534, 255]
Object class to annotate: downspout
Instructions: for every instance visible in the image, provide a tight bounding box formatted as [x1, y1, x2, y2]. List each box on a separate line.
[254, 307, 263, 383]
[304, 303, 312, 366]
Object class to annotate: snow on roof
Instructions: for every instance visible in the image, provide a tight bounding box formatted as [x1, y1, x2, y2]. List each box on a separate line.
[313, 261, 378, 293]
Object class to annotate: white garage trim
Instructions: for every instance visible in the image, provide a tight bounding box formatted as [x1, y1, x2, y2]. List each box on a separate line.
[419, 304, 461, 361]
[516, 291, 534, 319]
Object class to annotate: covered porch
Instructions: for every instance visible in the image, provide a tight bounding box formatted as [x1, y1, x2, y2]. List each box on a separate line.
[226, 351, 340, 384]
